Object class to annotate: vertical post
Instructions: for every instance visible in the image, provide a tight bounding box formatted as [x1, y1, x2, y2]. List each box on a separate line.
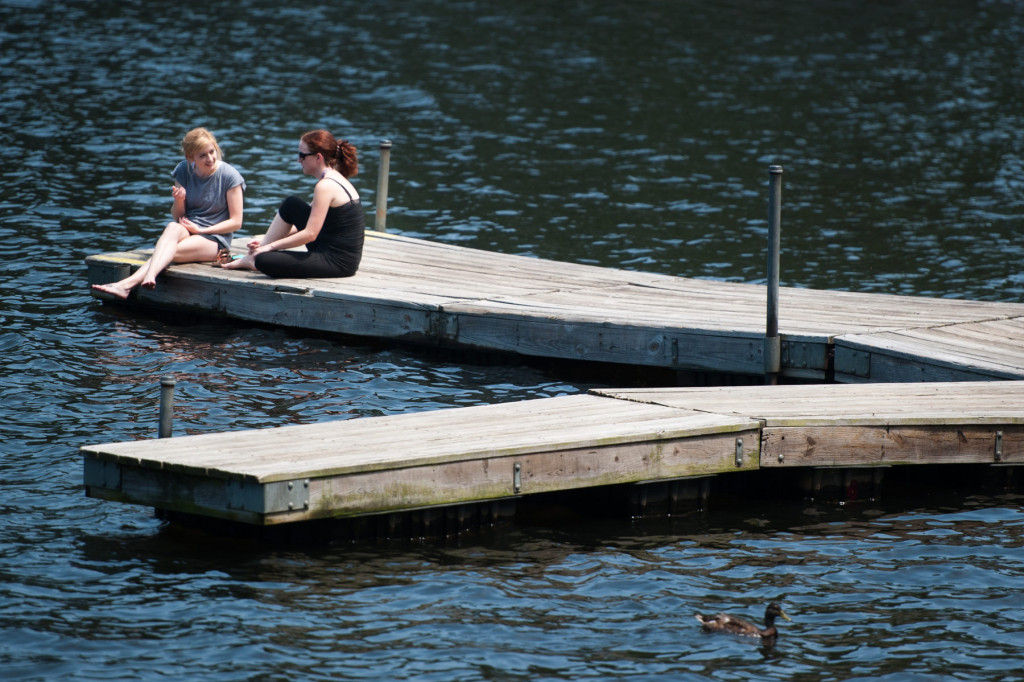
[765, 165, 783, 385]
[375, 139, 392, 232]
[159, 376, 176, 438]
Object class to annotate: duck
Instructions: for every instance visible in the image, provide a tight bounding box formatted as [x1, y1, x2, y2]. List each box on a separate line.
[695, 602, 792, 639]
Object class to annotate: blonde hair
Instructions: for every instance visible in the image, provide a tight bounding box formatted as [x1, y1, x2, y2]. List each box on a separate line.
[181, 127, 223, 160]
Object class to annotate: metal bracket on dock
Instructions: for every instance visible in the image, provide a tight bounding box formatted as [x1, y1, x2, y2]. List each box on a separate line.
[781, 341, 816, 371]
[835, 347, 871, 378]
[735, 438, 743, 467]
[995, 431, 1003, 462]
[513, 463, 522, 494]
[265, 479, 310, 513]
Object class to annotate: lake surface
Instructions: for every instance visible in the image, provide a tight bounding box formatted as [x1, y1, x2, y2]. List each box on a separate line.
[2, 0, 1023, 679]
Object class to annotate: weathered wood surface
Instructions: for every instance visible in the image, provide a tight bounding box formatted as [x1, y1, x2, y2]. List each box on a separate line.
[595, 381, 1024, 468]
[82, 394, 762, 525]
[834, 318, 1024, 382]
[85, 231, 1024, 380]
[83, 382, 1024, 525]
[595, 381, 1024, 424]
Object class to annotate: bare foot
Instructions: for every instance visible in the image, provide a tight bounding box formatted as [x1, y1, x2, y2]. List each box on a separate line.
[219, 254, 257, 271]
[91, 282, 132, 300]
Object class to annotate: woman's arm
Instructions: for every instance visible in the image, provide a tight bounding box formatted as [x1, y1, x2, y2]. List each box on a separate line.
[171, 183, 187, 222]
[184, 184, 244, 235]
[252, 181, 335, 254]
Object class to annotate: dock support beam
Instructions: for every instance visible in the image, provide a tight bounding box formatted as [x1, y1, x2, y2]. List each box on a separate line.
[765, 165, 783, 384]
[376, 139, 393, 232]
[159, 376, 176, 438]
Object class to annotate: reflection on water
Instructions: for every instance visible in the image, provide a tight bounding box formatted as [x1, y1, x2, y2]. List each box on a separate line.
[2, 0, 1024, 679]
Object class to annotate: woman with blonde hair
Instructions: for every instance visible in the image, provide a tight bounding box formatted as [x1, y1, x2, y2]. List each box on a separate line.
[92, 127, 245, 299]
[222, 129, 363, 278]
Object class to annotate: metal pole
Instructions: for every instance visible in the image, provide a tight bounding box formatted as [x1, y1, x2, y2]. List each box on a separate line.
[765, 165, 783, 385]
[375, 139, 392, 232]
[159, 376, 176, 438]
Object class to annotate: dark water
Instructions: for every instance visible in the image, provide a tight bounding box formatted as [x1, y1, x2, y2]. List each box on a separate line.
[2, 0, 1024, 679]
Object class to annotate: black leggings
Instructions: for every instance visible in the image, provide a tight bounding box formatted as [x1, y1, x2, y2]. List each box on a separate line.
[254, 196, 363, 278]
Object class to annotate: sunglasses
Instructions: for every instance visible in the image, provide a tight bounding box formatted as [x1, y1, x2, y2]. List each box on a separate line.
[298, 150, 318, 160]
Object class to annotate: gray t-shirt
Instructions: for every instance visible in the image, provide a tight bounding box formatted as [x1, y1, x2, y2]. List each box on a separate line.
[172, 160, 246, 248]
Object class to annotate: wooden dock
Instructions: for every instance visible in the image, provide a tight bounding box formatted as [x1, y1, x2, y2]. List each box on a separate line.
[81, 381, 1024, 527]
[86, 231, 1024, 382]
[83, 234, 1024, 532]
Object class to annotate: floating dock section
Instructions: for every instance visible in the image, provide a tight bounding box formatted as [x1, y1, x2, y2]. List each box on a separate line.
[81, 382, 1024, 527]
[86, 231, 1024, 382]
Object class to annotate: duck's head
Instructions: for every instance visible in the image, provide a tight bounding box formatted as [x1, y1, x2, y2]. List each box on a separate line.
[765, 603, 791, 623]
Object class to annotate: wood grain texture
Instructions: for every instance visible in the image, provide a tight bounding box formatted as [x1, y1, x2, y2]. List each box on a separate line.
[835, 319, 1024, 382]
[594, 381, 1024, 425]
[761, 425, 1022, 467]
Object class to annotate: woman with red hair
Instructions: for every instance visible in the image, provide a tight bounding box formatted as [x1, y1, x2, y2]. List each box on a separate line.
[223, 129, 364, 278]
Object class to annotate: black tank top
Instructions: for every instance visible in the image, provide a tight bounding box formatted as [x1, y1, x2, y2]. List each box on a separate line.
[307, 178, 365, 272]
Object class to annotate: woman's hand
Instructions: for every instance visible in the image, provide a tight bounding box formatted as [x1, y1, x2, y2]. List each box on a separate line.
[179, 216, 202, 234]
[171, 185, 187, 202]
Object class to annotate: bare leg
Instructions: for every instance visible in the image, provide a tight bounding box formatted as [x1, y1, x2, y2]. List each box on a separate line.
[256, 213, 296, 248]
[91, 223, 219, 298]
[140, 225, 218, 287]
[222, 213, 296, 271]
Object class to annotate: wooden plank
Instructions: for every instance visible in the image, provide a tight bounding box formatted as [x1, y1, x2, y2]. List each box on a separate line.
[297, 428, 759, 523]
[773, 286, 1024, 335]
[597, 382, 1024, 468]
[760, 424, 1022, 467]
[82, 394, 760, 481]
[593, 381, 1024, 426]
[85, 253, 132, 286]
[449, 312, 765, 373]
[835, 319, 1024, 382]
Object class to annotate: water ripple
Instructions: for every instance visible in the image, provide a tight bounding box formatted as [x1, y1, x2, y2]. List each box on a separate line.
[4, 0, 1024, 679]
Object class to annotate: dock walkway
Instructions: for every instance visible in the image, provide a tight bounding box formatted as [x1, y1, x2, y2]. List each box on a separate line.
[86, 231, 1024, 382]
[83, 234, 1024, 530]
[82, 381, 1024, 526]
